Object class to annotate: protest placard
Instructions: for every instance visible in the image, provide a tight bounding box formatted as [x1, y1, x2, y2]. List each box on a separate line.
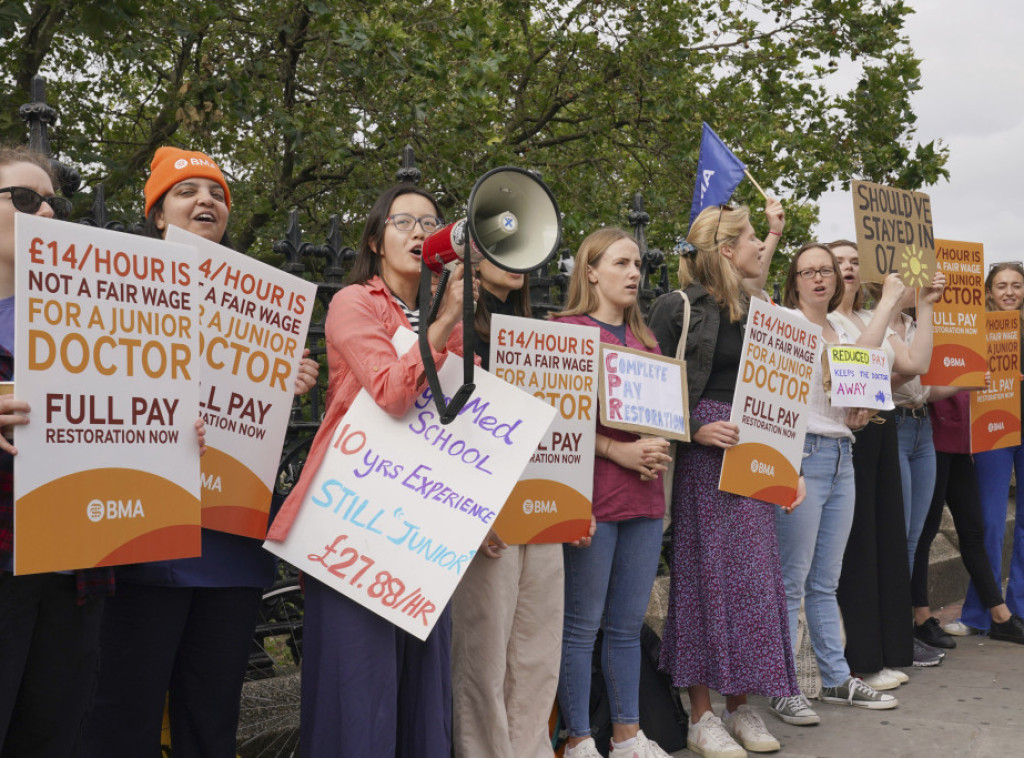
[167, 226, 317, 539]
[825, 345, 893, 410]
[488, 315, 597, 544]
[598, 345, 688, 442]
[720, 301, 821, 507]
[265, 328, 556, 639]
[14, 215, 200, 574]
[920, 239, 986, 387]
[970, 311, 1020, 453]
[852, 180, 936, 285]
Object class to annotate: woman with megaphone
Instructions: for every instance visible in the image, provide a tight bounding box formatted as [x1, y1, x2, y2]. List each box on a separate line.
[551, 228, 673, 758]
[266, 183, 473, 757]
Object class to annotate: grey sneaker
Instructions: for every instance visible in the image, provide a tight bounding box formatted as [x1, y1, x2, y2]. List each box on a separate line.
[912, 637, 943, 667]
[819, 676, 898, 709]
[769, 694, 820, 725]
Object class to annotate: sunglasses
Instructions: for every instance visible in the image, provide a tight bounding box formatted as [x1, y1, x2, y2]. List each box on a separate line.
[713, 203, 736, 245]
[0, 186, 72, 221]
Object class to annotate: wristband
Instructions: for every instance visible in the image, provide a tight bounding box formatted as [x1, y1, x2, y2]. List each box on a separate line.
[768, 230, 782, 237]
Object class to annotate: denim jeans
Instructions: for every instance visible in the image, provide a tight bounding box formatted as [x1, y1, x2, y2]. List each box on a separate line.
[557, 517, 663, 738]
[774, 433, 855, 688]
[894, 413, 936, 570]
[966, 445, 1024, 630]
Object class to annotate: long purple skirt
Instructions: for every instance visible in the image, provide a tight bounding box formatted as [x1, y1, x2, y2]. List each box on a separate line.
[659, 398, 799, 697]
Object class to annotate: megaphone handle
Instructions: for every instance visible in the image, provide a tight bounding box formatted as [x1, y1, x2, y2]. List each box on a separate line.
[426, 267, 451, 323]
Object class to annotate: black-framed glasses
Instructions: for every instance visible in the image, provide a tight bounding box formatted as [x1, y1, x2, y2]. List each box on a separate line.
[713, 203, 736, 244]
[0, 186, 71, 220]
[386, 213, 443, 234]
[796, 266, 837, 280]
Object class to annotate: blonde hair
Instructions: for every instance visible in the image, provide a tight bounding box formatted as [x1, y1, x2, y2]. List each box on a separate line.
[678, 204, 750, 322]
[554, 227, 656, 349]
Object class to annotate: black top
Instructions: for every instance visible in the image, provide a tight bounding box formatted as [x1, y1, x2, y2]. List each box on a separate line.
[475, 289, 517, 370]
[703, 308, 743, 402]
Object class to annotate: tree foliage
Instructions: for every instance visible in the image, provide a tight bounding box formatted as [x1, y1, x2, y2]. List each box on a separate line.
[0, 0, 949, 279]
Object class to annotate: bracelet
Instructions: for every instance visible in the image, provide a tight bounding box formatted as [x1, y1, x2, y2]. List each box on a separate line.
[768, 230, 782, 237]
[601, 437, 612, 459]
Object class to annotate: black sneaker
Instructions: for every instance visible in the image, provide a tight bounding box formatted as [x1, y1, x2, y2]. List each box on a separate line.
[915, 616, 957, 649]
[912, 637, 943, 667]
[989, 614, 1024, 644]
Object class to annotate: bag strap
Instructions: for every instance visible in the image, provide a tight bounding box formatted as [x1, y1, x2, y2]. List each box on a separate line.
[675, 289, 691, 361]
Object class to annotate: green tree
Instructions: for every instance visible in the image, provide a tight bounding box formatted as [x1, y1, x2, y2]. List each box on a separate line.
[0, 0, 948, 275]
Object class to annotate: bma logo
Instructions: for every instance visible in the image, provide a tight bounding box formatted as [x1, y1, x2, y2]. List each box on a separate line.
[87, 499, 145, 522]
[174, 158, 188, 169]
[522, 499, 557, 515]
[943, 356, 966, 368]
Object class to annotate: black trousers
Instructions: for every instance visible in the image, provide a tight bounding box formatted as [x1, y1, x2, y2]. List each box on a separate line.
[911, 451, 1004, 610]
[837, 414, 914, 671]
[82, 582, 262, 758]
[0, 572, 104, 758]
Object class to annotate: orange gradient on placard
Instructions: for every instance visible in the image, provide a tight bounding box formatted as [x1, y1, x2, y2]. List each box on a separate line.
[200, 446, 272, 539]
[720, 442, 799, 508]
[493, 479, 592, 545]
[15, 467, 200, 575]
[921, 343, 987, 387]
[971, 409, 1022, 454]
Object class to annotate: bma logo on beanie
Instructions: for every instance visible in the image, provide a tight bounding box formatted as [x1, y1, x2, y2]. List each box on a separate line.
[174, 159, 188, 170]
[144, 145, 231, 216]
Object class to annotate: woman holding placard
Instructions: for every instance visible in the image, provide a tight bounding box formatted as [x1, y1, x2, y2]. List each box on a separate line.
[451, 261, 567, 758]
[551, 228, 672, 758]
[953, 262, 1024, 641]
[772, 243, 895, 724]
[828, 240, 945, 682]
[265, 183, 472, 757]
[648, 205, 798, 757]
[0, 145, 109, 757]
[83, 147, 318, 757]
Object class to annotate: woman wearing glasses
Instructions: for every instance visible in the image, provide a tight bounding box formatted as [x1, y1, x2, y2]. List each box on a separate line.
[648, 204, 798, 758]
[828, 240, 945, 680]
[0, 146, 100, 757]
[266, 183, 472, 757]
[951, 262, 1024, 641]
[770, 244, 893, 726]
[82, 147, 317, 757]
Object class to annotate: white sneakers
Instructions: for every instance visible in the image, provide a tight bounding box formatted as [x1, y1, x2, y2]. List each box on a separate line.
[724, 705, 781, 753]
[858, 669, 902, 691]
[608, 729, 670, 758]
[564, 737, 603, 758]
[882, 667, 909, 684]
[688, 710, 746, 758]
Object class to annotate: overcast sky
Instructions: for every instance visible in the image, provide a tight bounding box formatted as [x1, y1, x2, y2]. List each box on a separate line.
[814, 0, 1023, 266]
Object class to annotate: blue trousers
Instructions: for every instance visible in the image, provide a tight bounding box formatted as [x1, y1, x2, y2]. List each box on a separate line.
[966, 445, 1024, 630]
[301, 576, 452, 757]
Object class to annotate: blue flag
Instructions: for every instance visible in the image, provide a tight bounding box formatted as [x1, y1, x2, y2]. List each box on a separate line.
[689, 122, 746, 227]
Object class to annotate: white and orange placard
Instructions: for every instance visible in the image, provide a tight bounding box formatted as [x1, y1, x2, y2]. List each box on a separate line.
[265, 328, 555, 639]
[852, 180, 936, 285]
[720, 300, 821, 507]
[598, 345, 688, 442]
[970, 311, 1020, 453]
[921, 239, 986, 387]
[488, 315, 596, 544]
[13, 215, 200, 574]
[167, 226, 317, 539]
[825, 345, 893, 410]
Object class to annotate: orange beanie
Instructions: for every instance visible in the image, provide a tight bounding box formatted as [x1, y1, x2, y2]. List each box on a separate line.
[144, 147, 231, 216]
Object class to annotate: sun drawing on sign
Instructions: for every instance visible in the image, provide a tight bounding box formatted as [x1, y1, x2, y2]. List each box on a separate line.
[901, 244, 930, 288]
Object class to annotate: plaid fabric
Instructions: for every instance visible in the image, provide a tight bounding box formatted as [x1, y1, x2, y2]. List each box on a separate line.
[0, 345, 113, 604]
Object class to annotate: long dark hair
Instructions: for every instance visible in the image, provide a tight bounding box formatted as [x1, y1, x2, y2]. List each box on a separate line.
[474, 270, 532, 343]
[141, 193, 234, 249]
[346, 183, 443, 286]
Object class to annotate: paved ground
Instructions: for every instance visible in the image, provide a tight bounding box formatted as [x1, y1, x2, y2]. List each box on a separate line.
[668, 601, 1024, 758]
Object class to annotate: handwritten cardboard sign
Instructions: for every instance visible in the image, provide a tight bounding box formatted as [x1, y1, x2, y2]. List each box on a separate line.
[970, 311, 1020, 453]
[488, 315, 596, 544]
[598, 345, 688, 442]
[265, 328, 556, 639]
[167, 227, 317, 539]
[921, 239, 987, 387]
[852, 180, 936, 285]
[720, 301, 821, 507]
[825, 345, 893, 410]
[13, 215, 200, 574]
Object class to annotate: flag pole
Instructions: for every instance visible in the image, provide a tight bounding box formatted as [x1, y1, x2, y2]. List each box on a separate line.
[743, 169, 768, 200]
